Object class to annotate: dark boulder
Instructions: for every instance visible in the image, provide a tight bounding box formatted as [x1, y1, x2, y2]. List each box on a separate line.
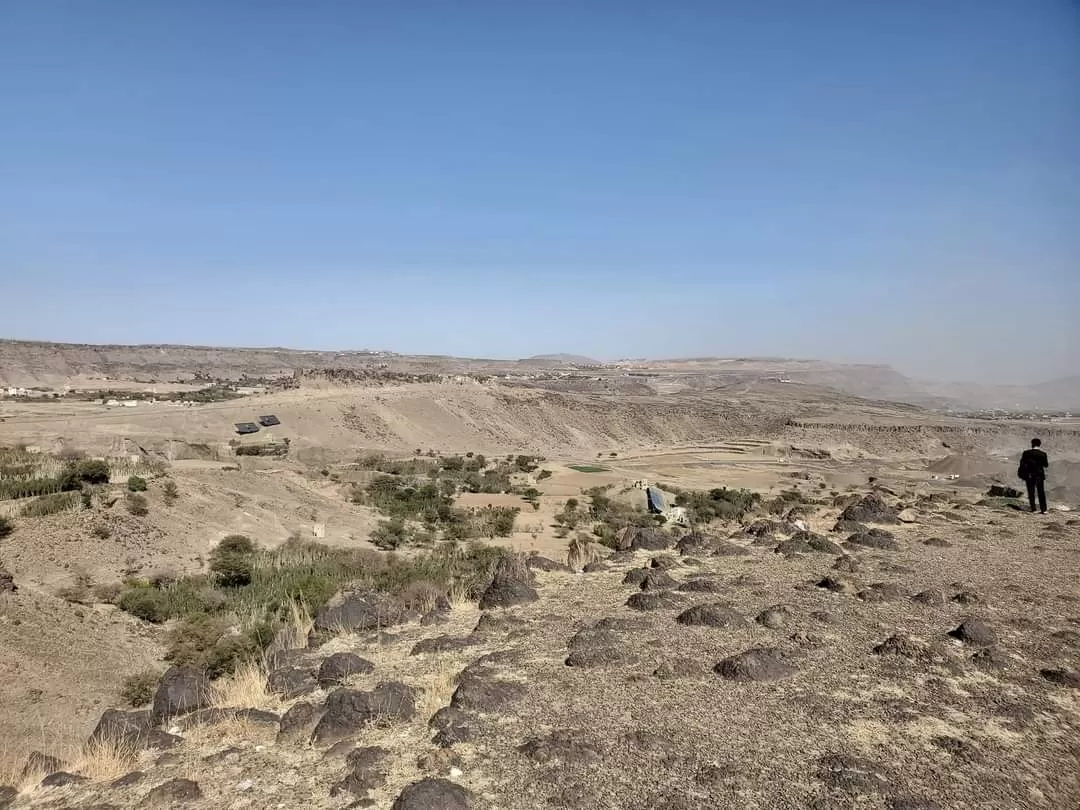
[832, 519, 868, 535]
[565, 627, 626, 668]
[616, 526, 672, 552]
[40, 772, 86, 788]
[912, 589, 948, 606]
[622, 567, 649, 586]
[948, 619, 997, 647]
[1040, 668, 1080, 688]
[450, 670, 525, 713]
[145, 778, 202, 805]
[649, 554, 678, 570]
[391, 778, 471, 810]
[923, 537, 952, 548]
[676, 533, 721, 555]
[653, 658, 709, 679]
[987, 485, 1021, 499]
[313, 590, 415, 636]
[678, 577, 725, 593]
[676, 603, 748, 629]
[410, 635, 481, 656]
[479, 553, 538, 609]
[755, 605, 792, 629]
[857, 582, 906, 603]
[311, 682, 417, 745]
[839, 495, 899, 525]
[318, 652, 375, 686]
[150, 667, 210, 725]
[817, 575, 859, 595]
[429, 706, 473, 747]
[518, 729, 602, 765]
[329, 746, 391, 798]
[626, 591, 683, 611]
[582, 560, 609, 573]
[277, 701, 323, 742]
[526, 555, 572, 573]
[845, 529, 899, 551]
[715, 647, 797, 682]
[0, 567, 15, 594]
[639, 570, 678, 591]
[88, 710, 182, 751]
[267, 666, 318, 699]
[833, 555, 861, 573]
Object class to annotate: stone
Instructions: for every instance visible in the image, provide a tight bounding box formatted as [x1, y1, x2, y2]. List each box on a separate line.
[857, 582, 906, 603]
[951, 591, 981, 605]
[450, 670, 525, 713]
[429, 706, 473, 747]
[639, 570, 678, 590]
[518, 730, 602, 765]
[948, 619, 997, 647]
[840, 495, 899, 525]
[40, 772, 87, 788]
[923, 537, 952, 548]
[755, 606, 792, 629]
[88, 709, 181, 751]
[887, 798, 942, 810]
[278, 701, 323, 742]
[173, 707, 279, 731]
[833, 556, 860, 573]
[329, 746, 391, 798]
[318, 652, 375, 686]
[676, 532, 721, 555]
[582, 561, 608, 573]
[151, 667, 210, 725]
[616, 526, 672, 552]
[817, 576, 859, 595]
[145, 778, 202, 805]
[912, 589, 948, 606]
[873, 634, 930, 660]
[311, 682, 417, 745]
[740, 520, 781, 538]
[622, 568, 650, 586]
[845, 529, 900, 551]
[676, 603, 748, 629]
[971, 646, 1010, 670]
[987, 485, 1022, 499]
[832, 519, 868, 535]
[23, 751, 63, 778]
[391, 778, 471, 810]
[775, 532, 842, 556]
[713, 541, 751, 556]
[526, 555, 572, 573]
[410, 635, 481, 656]
[566, 627, 625, 668]
[649, 554, 678, 570]
[416, 748, 462, 775]
[111, 771, 146, 788]
[897, 509, 917, 523]
[313, 589, 415, 636]
[267, 666, 318, 699]
[0, 567, 15, 594]
[715, 647, 797, 682]
[479, 553, 538, 609]
[626, 591, 683, 611]
[817, 753, 890, 795]
[678, 577, 724, 593]
[1040, 668, 1080, 688]
[472, 613, 526, 635]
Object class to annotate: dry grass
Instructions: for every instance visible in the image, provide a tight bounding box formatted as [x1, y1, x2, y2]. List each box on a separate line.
[412, 664, 462, 721]
[75, 736, 139, 782]
[210, 660, 276, 710]
[567, 534, 601, 571]
[181, 713, 274, 749]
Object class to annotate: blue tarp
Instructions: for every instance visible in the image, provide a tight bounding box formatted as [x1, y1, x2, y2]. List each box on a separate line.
[646, 486, 666, 514]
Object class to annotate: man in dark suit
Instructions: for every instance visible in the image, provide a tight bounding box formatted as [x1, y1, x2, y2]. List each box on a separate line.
[1018, 438, 1049, 514]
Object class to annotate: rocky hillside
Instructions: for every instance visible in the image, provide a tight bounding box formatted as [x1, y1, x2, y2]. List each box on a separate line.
[3, 493, 1077, 809]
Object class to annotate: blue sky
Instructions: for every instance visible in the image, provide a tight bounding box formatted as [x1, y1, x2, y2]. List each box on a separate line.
[1, 1, 1077, 383]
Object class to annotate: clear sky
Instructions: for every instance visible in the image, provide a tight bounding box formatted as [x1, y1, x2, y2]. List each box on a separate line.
[2, 1, 1077, 384]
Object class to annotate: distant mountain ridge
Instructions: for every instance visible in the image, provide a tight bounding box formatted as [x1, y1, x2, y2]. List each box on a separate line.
[0, 339, 1076, 411]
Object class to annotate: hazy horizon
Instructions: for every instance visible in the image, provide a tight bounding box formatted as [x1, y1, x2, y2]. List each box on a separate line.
[2, 2, 1077, 386]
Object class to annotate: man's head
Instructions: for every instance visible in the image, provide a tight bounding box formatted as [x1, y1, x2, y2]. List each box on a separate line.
[1032, 438, 1042, 448]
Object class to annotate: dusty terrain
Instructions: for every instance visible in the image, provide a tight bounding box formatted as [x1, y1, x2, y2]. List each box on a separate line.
[0, 348, 1077, 809]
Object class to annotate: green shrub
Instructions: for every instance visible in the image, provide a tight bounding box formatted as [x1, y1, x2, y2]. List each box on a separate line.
[117, 586, 170, 623]
[0, 476, 64, 501]
[371, 518, 408, 550]
[0, 516, 12, 539]
[217, 534, 257, 555]
[20, 491, 81, 518]
[235, 443, 289, 457]
[209, 552, 253, 587]
[127, 475, 148, 492]
[537, 469, 552, 480]
[674, 487, 760, 522]
[119, 670, 160, 707]
[125, 493, 149, 516]
[162, 480, 179, 504]
[91, 524, 111, 539]
[58, 459, 110, 489]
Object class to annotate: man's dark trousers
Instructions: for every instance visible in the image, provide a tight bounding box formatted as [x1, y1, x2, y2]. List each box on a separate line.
[1026, 477, 1047, 513]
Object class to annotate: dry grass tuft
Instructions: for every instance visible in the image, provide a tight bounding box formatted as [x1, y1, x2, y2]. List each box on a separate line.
[413, 664, 461, 720]
[210, 660, 277, 710]
[567, 534, 601, 571]
[76, 736, 138, 782]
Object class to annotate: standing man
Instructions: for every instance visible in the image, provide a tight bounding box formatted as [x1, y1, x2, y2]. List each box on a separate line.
[1018, 438, 1049, 514]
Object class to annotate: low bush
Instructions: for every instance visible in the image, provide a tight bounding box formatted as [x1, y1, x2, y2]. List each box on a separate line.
[125, 493, 149, 516]
[0, 516, 12, 539]
[91, 524, 112, 539]
[119, 670, 160, 707]
[162, 481, 179, 504]
[127, 475, 147, 492]
[20, 491, 81, 518]
[673, 486, 760, 522]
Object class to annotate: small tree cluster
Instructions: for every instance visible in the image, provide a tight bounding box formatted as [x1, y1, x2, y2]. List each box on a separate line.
[209, 535, 257, 587]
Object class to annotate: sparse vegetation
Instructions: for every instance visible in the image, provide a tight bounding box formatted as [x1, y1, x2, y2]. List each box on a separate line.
[568, 464, 609, 473]
[125, 493, 149, 516]
[19, 490, 81, 517]
[115, 536, 506, 676]
[119, 670, 161, 707]
[0, 516, 12, 539]
[127, 475, 147, 492]
[162, 480, 179, 504]
[673, 486, 761, 522]
[235, 441, 289, 457]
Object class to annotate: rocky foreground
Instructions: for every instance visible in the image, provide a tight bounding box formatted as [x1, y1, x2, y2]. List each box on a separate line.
[2, 493, 1078, 810]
